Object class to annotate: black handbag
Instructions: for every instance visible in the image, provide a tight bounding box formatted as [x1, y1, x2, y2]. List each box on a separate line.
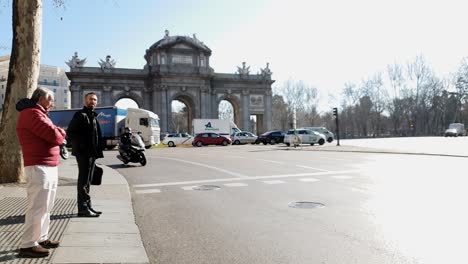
[91, 165, 103, 185]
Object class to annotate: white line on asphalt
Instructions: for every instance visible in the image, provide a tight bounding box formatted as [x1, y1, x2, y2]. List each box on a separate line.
[227, 155, 247, 159]
[255, 159, 284, 164]
[149, 156, 249, 178]
[132, 169, 360, 188]
[181, 186, 196, 191]
[135, 189, 161, 194]
[263, 180, 284, 184]
[299, 178, 320, 182]
[332, 175, 353, 179]
[296, 165, 330, 172]
[224, 183, 248, 187]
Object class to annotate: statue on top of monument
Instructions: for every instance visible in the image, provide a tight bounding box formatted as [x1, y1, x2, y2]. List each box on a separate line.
[164, 30, 170, 38]
[237, 62, 250, 77]
[66, 52, 86, 68]
[98, 55, 116, 70]
[260, 62, 272, 79]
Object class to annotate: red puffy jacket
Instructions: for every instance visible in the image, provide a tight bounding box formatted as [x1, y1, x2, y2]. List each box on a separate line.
[16, 100, 66, 167]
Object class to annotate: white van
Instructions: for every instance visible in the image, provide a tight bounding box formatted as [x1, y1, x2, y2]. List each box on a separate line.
[445, 123, 466, 137]
[125, 108, 161, 147]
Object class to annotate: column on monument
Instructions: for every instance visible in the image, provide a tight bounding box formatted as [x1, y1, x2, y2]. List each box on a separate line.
[102, 86, 112, 106]
[143, 88, 152, 110]
[160, 86, 169, 133]
[210, 90, 218, 119]
[200, 87, 208, 118]
[70, 85, 81, 108]
[264, 91, 272, 131]
[241, 90, 250, 131]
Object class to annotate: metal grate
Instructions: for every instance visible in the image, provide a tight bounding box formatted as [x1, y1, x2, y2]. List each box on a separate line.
[0, 197, 75, 263]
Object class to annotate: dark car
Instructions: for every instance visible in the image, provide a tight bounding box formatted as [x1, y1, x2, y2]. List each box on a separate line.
[192, 132, 232, 147]
[257, 130, 285, 145]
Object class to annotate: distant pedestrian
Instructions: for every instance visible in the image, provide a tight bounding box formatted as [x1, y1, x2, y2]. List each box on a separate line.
[67, 92, 103, 217]
[16, 87, 66, 258]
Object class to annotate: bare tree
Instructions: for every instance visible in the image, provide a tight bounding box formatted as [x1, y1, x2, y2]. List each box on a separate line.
[0, 0, 43, 183]
[0, 0, 65, 183]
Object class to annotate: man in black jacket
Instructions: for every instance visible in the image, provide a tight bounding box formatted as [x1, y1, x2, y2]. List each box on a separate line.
[67, 92, 103, 217]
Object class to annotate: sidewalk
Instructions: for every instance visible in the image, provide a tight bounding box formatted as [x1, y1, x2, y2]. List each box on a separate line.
[0, 158, 149, 264]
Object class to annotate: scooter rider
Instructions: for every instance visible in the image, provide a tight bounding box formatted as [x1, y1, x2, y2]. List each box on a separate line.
[120, 127, 132, 159]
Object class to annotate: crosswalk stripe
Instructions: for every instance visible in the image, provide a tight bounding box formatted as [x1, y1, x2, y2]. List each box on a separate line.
[135, 189, 161, 194]
[299, 178, 320, 182]
[332, 175, 353, 179]
[224, 183, 248, 187]
[263, 180, 284, 184]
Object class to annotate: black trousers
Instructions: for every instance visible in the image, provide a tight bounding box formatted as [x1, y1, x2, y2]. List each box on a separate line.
[76, 156, 96, 212]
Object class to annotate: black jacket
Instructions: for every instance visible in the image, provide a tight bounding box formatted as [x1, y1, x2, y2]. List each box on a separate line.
[67, 107, 104, 158]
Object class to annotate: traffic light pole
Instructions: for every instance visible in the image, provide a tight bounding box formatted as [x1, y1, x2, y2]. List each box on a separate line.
[333, 107, 340, 146]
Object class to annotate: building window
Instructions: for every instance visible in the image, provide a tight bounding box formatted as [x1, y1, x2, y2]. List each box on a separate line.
[64, 89, 67, 94]
[44, 79, 47, 84]
[53, 80, 57, 86]
[53, 88, 57, 93]
[64, 98, 67, 103]
[172, 54, 192, 65]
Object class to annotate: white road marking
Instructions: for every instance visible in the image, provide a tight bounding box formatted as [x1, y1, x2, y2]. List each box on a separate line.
[224, 183, 248, 187]
[149, 156, 248, 178]
[227, 155, 247, 159]
[255, 159, 284, 164]
[135, 189, 161, 194]
[263, 180, 285, 184]
[296, 165, 330, 172]
[299, 178, 320, 182]
[132, 169, 360, 188]
[332, 175, 353, 179]
[181, 186, 196, 191]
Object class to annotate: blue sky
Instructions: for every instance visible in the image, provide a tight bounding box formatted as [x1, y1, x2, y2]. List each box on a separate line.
[2, 0, 468, 111]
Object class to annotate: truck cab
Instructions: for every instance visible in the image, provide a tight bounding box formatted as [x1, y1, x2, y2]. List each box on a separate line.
[125, 108, 161, 148]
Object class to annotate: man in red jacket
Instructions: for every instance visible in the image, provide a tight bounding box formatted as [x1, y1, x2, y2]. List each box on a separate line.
[16, 87, 66, 258]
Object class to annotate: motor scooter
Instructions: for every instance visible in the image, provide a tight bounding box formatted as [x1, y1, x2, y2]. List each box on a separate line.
[117, 134, 147, 166]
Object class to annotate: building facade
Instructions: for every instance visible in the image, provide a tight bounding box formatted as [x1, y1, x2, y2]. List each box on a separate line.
[0, 56, 71, 115]
[66, 31, 274, 134]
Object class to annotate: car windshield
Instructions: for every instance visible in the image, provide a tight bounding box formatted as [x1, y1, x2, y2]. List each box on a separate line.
[150, 118, 159, 128]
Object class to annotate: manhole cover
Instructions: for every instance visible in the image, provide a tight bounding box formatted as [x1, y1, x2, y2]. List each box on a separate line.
[192, 185, 221, 191]
[288, 201, 325, 209]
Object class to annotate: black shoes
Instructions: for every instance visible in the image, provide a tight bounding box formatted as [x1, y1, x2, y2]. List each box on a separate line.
[39, 239, 60, 249]
[77, 209, 100, 217]
[19, 245, 49, 258]
[89, 207, 102, 215]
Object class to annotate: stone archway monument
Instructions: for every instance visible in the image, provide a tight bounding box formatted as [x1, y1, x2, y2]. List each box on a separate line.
[66, 30, 274, 134]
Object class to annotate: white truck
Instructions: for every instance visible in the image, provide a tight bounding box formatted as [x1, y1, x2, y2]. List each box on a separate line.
[444, 123, 466, 137]
[125, 108, 161, 147]
[192, 119, 241, 136]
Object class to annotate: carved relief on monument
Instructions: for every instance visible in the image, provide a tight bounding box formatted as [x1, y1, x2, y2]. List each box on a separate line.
[249, 94, 264, 111]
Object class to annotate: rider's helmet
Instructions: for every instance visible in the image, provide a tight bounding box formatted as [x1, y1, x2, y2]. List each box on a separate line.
[124, 127, 132, 133]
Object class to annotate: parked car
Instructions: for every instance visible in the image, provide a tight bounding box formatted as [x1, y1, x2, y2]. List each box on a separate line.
[192, 132, 232, 147]
[301, 127, 334, 143]
[231, 132, 258, 145]
[257, 130, 285, 145]
[162, 133, 193, 147]
[444, 123, 466, 137]
[284, 129, 326, 146]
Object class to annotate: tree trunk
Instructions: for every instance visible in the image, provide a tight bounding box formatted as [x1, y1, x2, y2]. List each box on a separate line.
[0, 0, 42, 183]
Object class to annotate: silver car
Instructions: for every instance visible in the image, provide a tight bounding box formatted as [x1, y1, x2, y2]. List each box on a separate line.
[231, 132, 258, 145]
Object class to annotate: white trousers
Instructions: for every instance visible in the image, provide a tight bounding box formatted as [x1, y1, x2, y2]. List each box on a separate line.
[20, 165, 58, 248]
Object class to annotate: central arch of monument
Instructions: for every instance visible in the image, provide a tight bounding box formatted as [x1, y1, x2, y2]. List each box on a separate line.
[66, 31, 274, 134]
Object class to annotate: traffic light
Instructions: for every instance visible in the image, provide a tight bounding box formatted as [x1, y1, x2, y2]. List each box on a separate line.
[332, 107, 338, 117]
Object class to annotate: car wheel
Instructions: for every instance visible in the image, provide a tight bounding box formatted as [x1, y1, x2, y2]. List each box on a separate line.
[285, 143, 290, 146]
[234, 140, 240, 145]
[311, 143, 315, 146]
[222, 140, 228, 146]
[263, 142, 267, 145]
[168, 141, 175, 147]
[270, 139, 276, 145]
[255, 140, 260, 144]
[327, 137, 333, 143]
[196, 141, 203, 147]
[318, 139, 325, 145]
